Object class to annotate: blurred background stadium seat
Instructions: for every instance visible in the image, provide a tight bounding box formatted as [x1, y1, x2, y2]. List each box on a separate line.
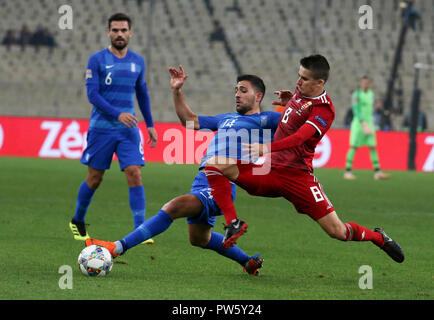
[0, 0, 432, 130]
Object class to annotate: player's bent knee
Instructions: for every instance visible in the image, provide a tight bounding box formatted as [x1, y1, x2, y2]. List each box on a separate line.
[163, 194, 204, 221]
[161, 200, 181, 219]
[161, 197, 190, 219]
[318, 212, 347, 241]
[205, 157, 239, 181]
[326, 227, 347, 241]
[88, 179, 102, 189]
[188, 224, 212, 248]
[86, 173, 104, 189]
[124, 166, 142, 186]
[189, 235, 208, 248]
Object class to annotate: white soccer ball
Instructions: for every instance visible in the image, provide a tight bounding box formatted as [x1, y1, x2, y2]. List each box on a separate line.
[77, 245, 113, 277]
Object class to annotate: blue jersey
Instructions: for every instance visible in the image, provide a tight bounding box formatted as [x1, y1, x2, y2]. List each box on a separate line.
[85, 48, 153, 131]
[198, 111, 281, 168]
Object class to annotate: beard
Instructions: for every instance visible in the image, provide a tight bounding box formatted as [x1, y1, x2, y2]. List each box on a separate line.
[236, 104, 253, 114]
[111, 37, 128, 50]
[235, 97, 255, 114]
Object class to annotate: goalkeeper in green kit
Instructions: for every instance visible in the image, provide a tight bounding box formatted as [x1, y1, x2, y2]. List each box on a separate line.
[344, 76, 390, 180]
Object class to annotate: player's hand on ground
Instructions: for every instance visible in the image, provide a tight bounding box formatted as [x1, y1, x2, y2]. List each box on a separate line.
[242, 143, 269, 159]
[272, 90, 293, 107]
[147, 127, 158, 148]
[169, 65, 189, 90]
[118, 112, 138, 128]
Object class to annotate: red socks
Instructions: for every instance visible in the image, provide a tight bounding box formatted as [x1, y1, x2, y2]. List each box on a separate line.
[345, 222, 384, 247]
[205, 165, 385, 248]
[204, 166, 237, 225]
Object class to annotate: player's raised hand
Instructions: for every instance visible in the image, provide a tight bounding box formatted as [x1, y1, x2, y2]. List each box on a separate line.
[169, 65, 189, 90]
[272, 90, 293, 107]
[118, 112, 138, 128]
[147, 127, 158, 148]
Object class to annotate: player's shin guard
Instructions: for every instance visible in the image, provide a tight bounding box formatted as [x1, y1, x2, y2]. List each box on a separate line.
[345, 148, 356, 171]
[122, 210, 173, 250]
[129, 185, 146, 229]
[73, 181, 96, 223]
[369, 148, 380, 171]
[204, 166, 238, 225]
[204, 232, 249, 265]
[344, 222, 384, 247]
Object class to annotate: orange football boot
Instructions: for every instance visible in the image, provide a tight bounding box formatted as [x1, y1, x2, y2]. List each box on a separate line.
[85, 238, 120, 258]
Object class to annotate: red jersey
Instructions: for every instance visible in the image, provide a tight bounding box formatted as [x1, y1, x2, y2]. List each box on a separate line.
[271, 89, 335, 172]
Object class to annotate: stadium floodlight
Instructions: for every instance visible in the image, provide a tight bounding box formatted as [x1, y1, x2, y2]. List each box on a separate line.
[408, 63, 433, 170]
[382, 0, 421, 131]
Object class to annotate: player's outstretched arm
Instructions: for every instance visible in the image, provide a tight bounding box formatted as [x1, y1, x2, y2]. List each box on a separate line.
[242, 123, 317, 159]
[169, 65, 199, 130]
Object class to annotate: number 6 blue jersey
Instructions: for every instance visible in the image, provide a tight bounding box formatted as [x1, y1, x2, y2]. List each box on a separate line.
[85, 48, 153, 131]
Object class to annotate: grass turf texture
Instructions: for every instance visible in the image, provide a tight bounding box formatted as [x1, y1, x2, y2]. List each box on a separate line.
[0, 157, 432, 300]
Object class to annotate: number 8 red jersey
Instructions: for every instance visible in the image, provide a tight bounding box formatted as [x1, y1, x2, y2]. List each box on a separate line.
[271, 88, 335, 172]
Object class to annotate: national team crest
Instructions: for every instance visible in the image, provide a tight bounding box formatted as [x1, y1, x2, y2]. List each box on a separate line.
[296, 101, 312, 116]
[300, 101, 312, 111]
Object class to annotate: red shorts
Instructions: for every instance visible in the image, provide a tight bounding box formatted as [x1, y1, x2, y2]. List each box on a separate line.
[235, 163, 335, 220]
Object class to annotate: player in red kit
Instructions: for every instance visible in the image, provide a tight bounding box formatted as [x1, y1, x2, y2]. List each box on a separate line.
[204, 55, 404, 264]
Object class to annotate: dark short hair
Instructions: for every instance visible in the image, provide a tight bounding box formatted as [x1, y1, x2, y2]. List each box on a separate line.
[300, 54, 330, 83]
[108, 13, 132, 29]
[237, 74, 266, 101]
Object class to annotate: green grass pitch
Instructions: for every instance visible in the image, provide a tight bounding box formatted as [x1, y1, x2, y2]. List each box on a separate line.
[0, 157, 432, 300]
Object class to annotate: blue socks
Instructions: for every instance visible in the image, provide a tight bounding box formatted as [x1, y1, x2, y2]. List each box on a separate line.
[117, 211, 250, 267]
[73, 183, 146, 229]
[121, 210, 173, 251]
[73, 181, 95, 223]
[129, 186, 146, 229]
[205, 232, 250, 266]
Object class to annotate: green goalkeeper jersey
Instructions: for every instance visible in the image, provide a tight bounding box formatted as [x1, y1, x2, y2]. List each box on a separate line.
[349, 88, 376, 147]
[351, 89, 374, 124]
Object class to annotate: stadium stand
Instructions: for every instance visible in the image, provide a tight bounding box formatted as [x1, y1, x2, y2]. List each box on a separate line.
[0, 0, 432, 130]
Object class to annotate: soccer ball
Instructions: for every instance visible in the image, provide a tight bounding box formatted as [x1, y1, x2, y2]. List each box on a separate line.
[77, 245, 113, 277]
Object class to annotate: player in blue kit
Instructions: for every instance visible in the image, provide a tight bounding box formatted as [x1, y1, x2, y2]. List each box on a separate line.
[69, 13, 157, 242]
[86, 66, 281, 275]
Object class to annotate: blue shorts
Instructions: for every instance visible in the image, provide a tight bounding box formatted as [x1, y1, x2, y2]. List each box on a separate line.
[81, 128, 145, 171]
[186, 171, 236, 227]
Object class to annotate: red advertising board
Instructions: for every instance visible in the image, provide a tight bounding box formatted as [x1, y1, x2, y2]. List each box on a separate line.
[0, 116, 433, 172]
